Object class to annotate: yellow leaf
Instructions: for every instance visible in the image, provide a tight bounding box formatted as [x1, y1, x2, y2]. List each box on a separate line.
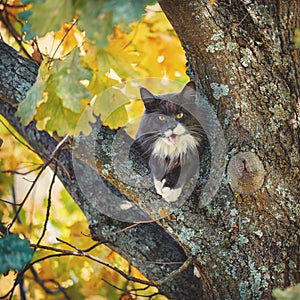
[55, 22, 83, 56]
[37, 21, 83, 59]
[93, 87, 129, 129]
[105, 27, 139, 78]
[124, 100, 144, 138]
[122, 12, 188, 80]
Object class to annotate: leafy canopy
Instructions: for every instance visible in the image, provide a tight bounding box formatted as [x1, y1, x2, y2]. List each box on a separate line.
[0, 1, 186, 298]
[12, 0, 188, 136]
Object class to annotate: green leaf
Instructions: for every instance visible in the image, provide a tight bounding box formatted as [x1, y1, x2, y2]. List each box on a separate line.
[20, 0, 33, 4]
[26, 0, 74, 39]
[93, 87, 129, 129]
[104, 103, 128, 129]
[73, 105, 96, 136]
[35, 92, 79, 136]
[0, 234, 34, 274]
[17, 51, 94, 135]
[102, 0, 155, 30]
[54, 49, 92, 112]
[75, 0, 155, 47]
[16, 61, 50, 125]
[75, 0, 113, 48]
[18, 10, 33, 21]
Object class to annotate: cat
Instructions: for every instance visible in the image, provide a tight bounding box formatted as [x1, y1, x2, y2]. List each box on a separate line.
[135, 81, 206, 202]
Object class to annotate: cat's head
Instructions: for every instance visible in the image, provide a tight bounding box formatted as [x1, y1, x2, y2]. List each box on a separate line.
[136, 81, 204, 159]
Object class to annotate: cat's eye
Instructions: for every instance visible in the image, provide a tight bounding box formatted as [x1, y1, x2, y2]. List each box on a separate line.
[176, 112, 184, 119]
[158, 115, 165, 121]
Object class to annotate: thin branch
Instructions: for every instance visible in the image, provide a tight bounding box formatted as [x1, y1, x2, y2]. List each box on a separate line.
[18, 273, 26, 300]
[29, 266, 70, 299]
[1, 165, 43, 176]
[103, 219, 159, 237]
[56, 237, 82, 252]
[7, 160, 48, 230]
[48, 17, 78, 66]
[0, 118, 37, 154]
[0, 8, 32, 59]
[7, 135, 69, 231]
[11, 184, 21, 223]
[4, 3, 27, 8]
[30, 243, 157, 287]
[34, 161, 57, 250]
[102, 278, 162, 299]
[154, 256, 194, 286]
[82, 241, 109, 252]
[0, 198, 22, 206]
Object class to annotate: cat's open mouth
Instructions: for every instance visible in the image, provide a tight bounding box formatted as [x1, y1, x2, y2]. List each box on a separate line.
[166, 134, 179, 143]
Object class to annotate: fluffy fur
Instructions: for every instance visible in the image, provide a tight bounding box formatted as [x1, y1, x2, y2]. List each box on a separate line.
[135, 81, 204, 202]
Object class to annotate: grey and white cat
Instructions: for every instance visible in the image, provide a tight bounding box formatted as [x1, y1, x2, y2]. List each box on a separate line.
[135, 81, 205, 202]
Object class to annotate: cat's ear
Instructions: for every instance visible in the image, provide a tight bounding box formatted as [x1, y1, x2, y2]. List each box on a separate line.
[140, 87, 158, 111]
[180, 81, 196, 103]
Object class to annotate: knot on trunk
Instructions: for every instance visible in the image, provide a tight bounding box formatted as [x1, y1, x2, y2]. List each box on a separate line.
[227, 151, 265, 195]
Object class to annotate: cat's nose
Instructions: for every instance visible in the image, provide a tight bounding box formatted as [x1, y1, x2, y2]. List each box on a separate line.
[165, 129, 173, 137]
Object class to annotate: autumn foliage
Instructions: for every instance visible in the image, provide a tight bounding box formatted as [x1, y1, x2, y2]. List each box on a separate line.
[0, 0, 188, 299]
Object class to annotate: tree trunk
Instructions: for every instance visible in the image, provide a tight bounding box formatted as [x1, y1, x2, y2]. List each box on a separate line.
[158, 0, 300, 299]
[0, 0, 300, 299]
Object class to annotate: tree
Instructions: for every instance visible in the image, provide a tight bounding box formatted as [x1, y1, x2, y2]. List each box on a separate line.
[0, 1, 299, 299]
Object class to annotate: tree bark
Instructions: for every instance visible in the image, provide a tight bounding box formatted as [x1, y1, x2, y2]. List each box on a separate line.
[0, 41, 202, 299]
[158, 0, 300, 299]
[0, 0, 300, 299]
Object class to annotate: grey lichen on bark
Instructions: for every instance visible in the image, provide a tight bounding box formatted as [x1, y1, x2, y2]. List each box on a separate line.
[1, 0, 300, 297]
[159, 0, 300, 299]
[0, 40, 203, 299]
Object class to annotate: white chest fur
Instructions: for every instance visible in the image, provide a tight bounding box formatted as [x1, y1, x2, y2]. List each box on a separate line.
[152, 124, 198, 160]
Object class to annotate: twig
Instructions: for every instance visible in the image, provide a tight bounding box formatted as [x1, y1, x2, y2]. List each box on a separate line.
[102, 278, 161, 299]
[29, 243, 157, 287]
[18, 273, 26, 300]
[1, 165, 43, 176]
[154, 256, 194, 286]
[0, 198, 22, 206]
[34, 161, 57, 250]
[47, 17, 78, 67]
[7, 135, 69, 231]
[2, 1, 27, 9]
[7, 161, 48, 230]
[29, 266, 70, 299]
[56, 237, 82, 252]
[11, 184, 21, 223]
[0, 118, 37, 154]
[103, 219, 159, 237]
[82, 241, 109, 252]
[0, 8, 32, 59]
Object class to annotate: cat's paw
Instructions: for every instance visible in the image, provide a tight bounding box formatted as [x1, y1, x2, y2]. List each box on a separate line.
[154, 178, 165, 195]
[161, 187, 182, 203]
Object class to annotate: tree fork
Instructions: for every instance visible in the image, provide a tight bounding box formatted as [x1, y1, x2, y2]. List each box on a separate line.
[0, 0, 300, 297]
[0, 40, 202, 299]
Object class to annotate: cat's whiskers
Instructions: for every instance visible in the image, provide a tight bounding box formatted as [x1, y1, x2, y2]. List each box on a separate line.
[136, 132, 161, 156]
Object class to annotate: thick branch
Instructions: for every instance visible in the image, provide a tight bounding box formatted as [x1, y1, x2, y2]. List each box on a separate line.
[0, 40, 202, 299]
